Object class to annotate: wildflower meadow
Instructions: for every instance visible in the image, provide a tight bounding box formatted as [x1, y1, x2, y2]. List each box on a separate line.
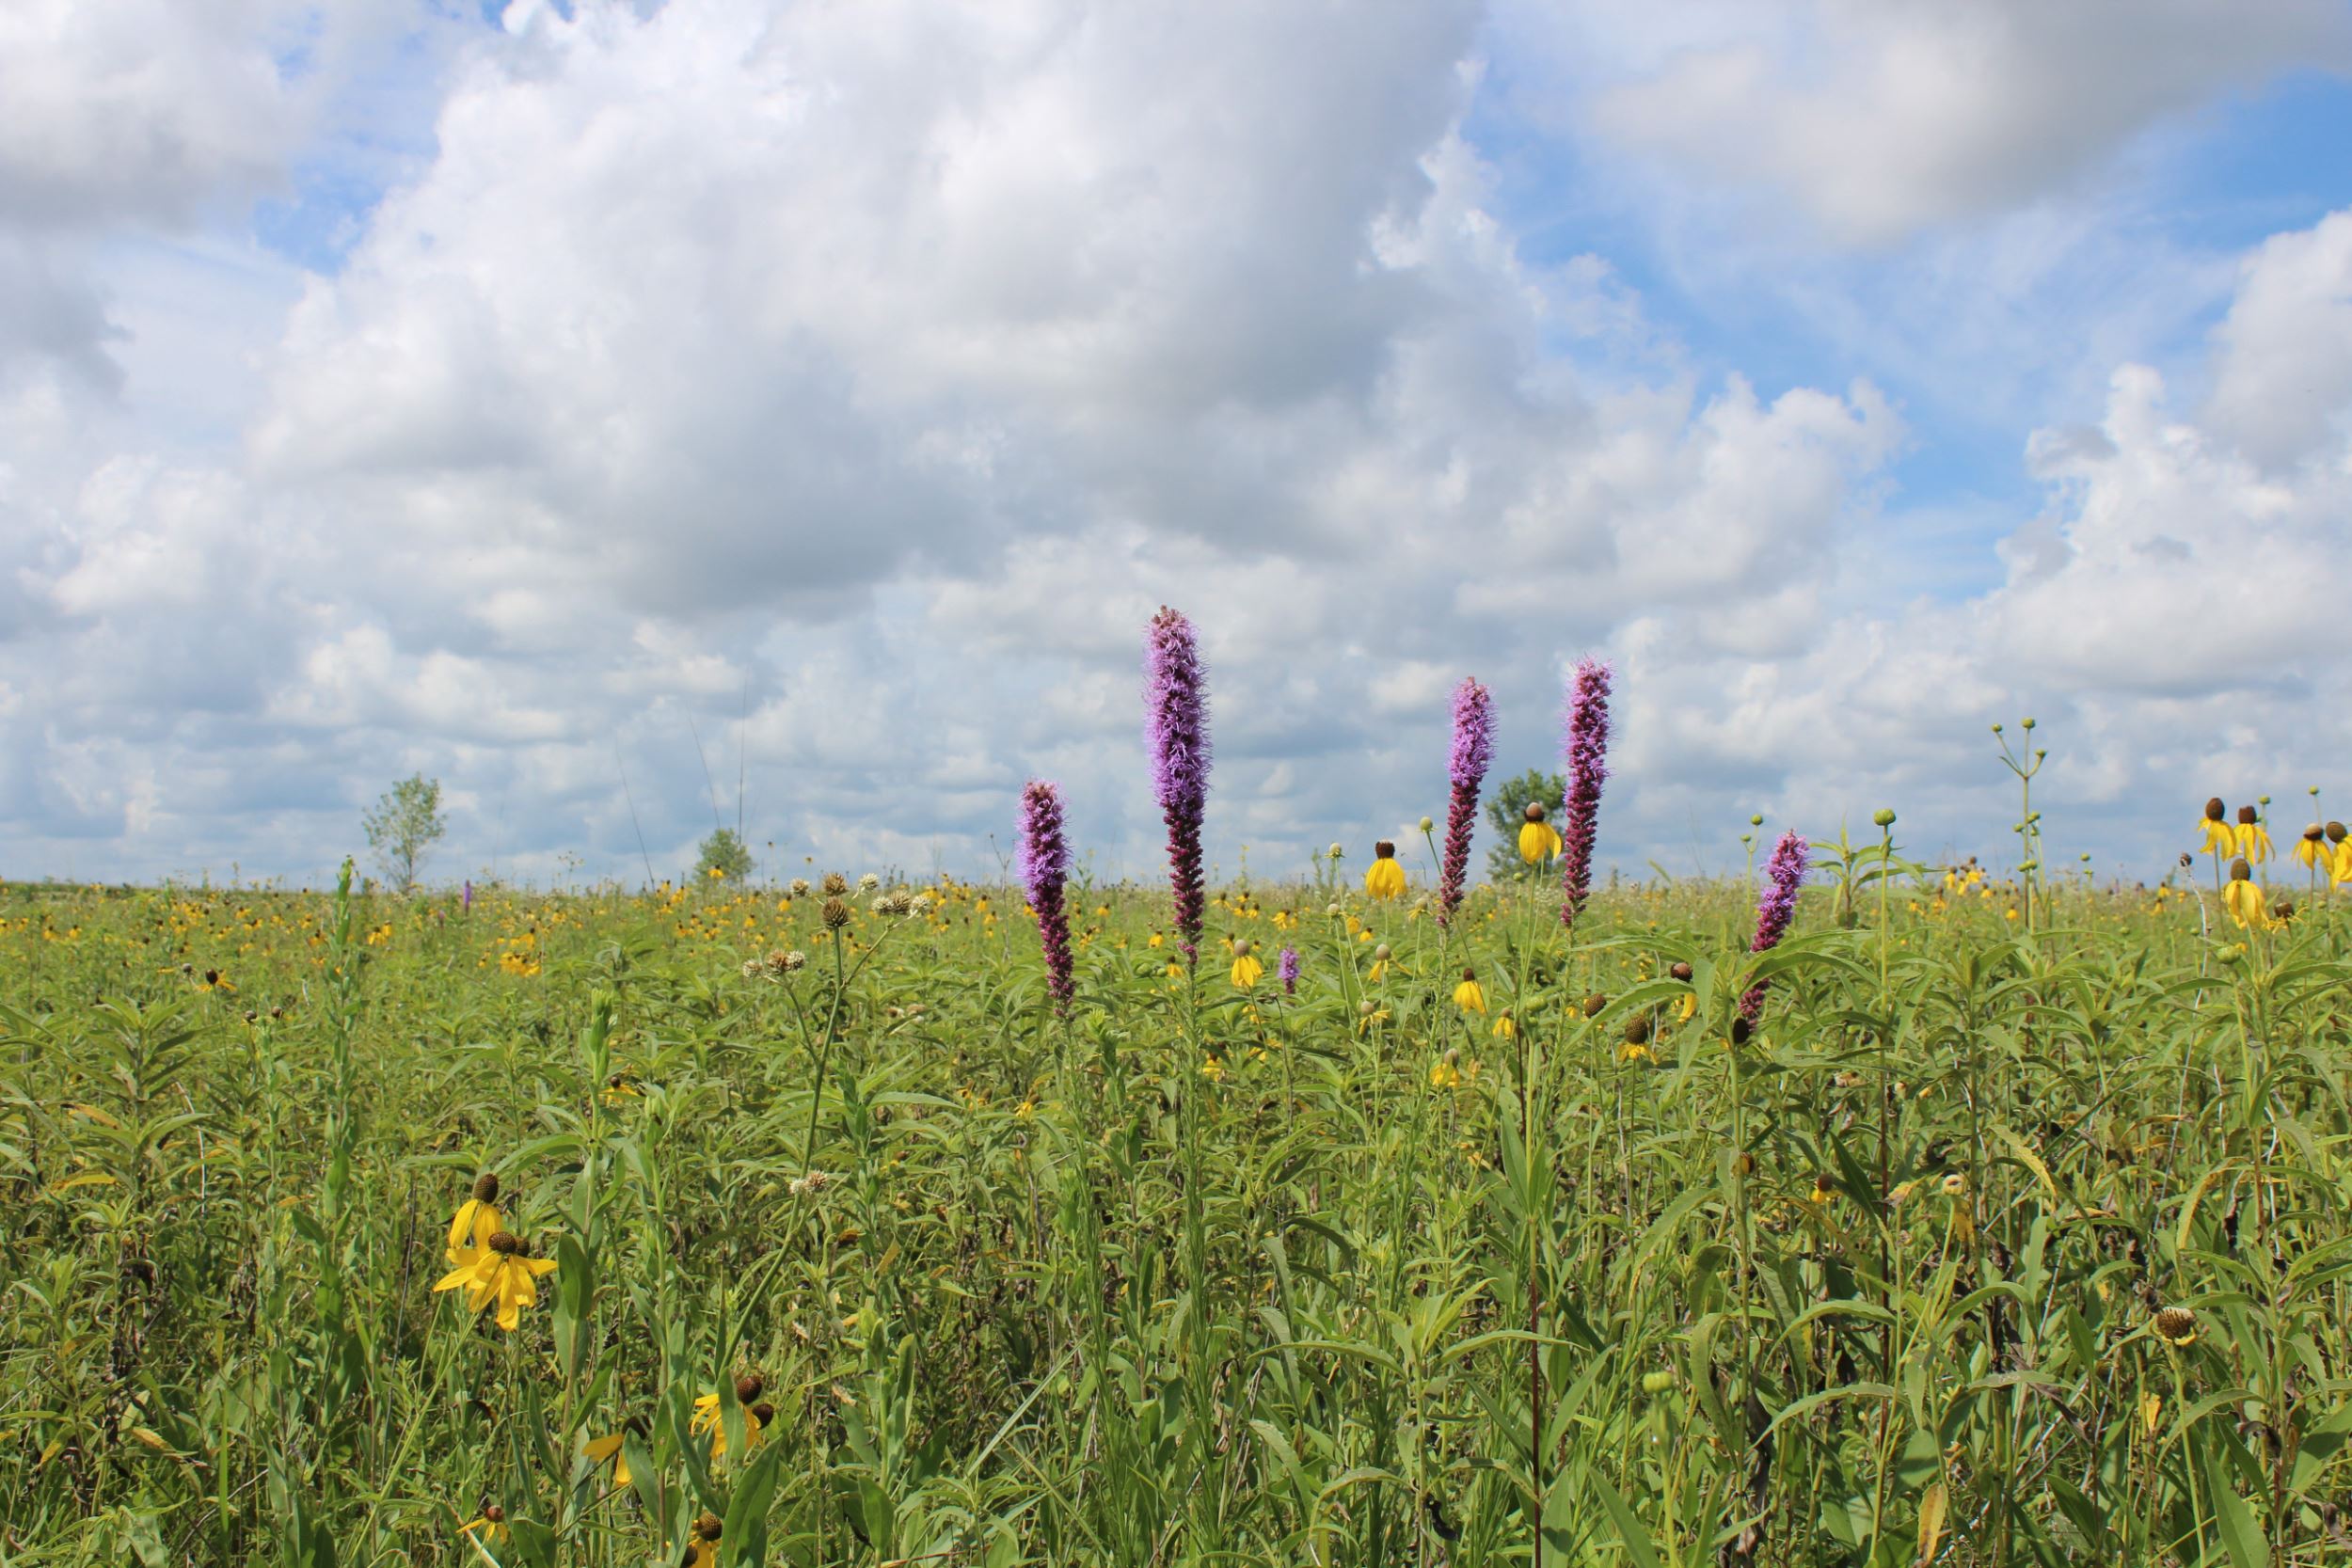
[7, 607, 2352, 1567]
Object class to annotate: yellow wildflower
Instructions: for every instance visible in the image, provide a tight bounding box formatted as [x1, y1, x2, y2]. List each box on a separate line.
[2233, 806, 2272, 863]
[1429, 1051, 1462, 1089]
[433, 1230, 557, 1332]
[1229, 938, 1263, 990]
[2198, 798, 2233, 857]
[458, 1505, 510, 1546]
[2223, 859, 2273, 930]
[691, 1377, 771, 1459]
[1364, 840, 1407, 899]
[1452, 969, 1486, 1016]
[446, 1173, 504, 1265]
[583, 1431, 635, 1488]
[1518, 802, 1562, 864]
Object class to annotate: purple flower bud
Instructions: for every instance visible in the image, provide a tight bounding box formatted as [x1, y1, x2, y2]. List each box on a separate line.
[1559, 657, 1612, 929]
[1018, 780, 1075, 1013]
[1740, 830, 1809, 1022]
[1278, 945, 1300, 994]
[1438, 677, 1493, 927]
[1144, 607, 1210, 957]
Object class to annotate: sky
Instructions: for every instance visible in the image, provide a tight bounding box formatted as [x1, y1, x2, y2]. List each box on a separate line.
[3, 0, 2350, 891]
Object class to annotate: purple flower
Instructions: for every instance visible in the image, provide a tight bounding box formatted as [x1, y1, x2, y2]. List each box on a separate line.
[1740, 830, 1810, 1022]
[1144, 606, 1211, 957]
[1019, 780, 1075, 1013]
[1278, 945, 1300, 995]
[1438, 677, 1493, 927]
[1558, 657, 1612, 928]
[461, 879, 473, 912]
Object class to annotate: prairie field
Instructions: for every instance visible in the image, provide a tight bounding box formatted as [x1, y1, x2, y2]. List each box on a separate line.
[3, 852, 2350, 1566]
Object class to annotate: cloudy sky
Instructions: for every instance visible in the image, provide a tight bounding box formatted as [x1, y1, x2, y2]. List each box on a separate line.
[4, 0, 2350, 889]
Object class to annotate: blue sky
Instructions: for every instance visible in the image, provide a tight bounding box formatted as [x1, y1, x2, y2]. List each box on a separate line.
[3, 0, 2350, 890]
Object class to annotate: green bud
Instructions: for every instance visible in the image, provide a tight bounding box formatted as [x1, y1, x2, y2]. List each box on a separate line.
[1871, 808, 1896, 828]
[1640, 1370, 1677, 1395]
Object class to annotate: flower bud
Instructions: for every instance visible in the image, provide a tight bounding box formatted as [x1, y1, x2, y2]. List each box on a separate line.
[1418, 815, 1434, 833]
[1640, 1370, 1677, 1394]
[1871, 808, 1896, 828]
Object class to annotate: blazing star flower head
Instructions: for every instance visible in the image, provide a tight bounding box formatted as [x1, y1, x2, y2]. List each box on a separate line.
[1740, 830, 1810, 1022]
[1438, 677, 1494, 927]
[1144, 607, 1211, 953]
[1278, 945, 1301, 995]
[1018, 780, 1075, 1011]
[1558, 657, 1613, 928]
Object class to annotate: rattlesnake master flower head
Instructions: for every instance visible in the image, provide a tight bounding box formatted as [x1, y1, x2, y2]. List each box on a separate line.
[1144, 607, 1211, 955]
[821, 897, 851, 928]
[1558, 657, 1613, 928]
[789, 878, 811, 896]
[1740, 831, 1810, 1022]
[1018, 781, 1076, 1013]
[1437, 677, 1494, 926]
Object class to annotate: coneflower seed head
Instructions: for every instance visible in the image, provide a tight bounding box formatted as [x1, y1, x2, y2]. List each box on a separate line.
[472, 1172, 501, 1203]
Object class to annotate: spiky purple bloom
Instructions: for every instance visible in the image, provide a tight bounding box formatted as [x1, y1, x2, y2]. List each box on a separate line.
[461, 879, 473, 913]
[1438, 677, 1494, 927]
[1018, 780, 1076, 1013]
[1740, 830, 1810, 1022]
[1558, 657, 1612, 928]
[1278, 945, 1300, 995]
[1144, 606, 1211, 958]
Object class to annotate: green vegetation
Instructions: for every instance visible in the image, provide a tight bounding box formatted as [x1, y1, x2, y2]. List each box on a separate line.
[1, 850, 2346, 1565]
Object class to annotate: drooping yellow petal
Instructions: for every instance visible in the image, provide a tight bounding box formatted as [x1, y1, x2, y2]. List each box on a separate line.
[1452, 979, 1486, 1015]
[1518, 822, 1562, 864]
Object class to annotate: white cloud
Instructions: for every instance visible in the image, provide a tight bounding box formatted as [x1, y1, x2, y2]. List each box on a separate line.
[2204, 210, 2352, 468]
[1536, 0, 2352, 245]
[2, 1, 2349, 891]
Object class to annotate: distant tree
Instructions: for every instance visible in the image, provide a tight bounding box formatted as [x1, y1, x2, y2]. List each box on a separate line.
[1483, 767, 1565, 884]
[364, 774, 447, 895]
[695, 827, 755, 883]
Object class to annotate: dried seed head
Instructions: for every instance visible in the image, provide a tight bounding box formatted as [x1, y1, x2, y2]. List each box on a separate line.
[2205, 797, 2226, 822]
[858, 872, 881, 893]
[1523, 801, 1548, 824]
[2273, 898, 2296, 922]
[1358, 1000, 1376, 1018]
[821, 897, 851, 928]
[789, 878, 812, 896]
[751, 1401, 775, 1424]
[735, 1373, 764, 1404]
[1373, 943, 1391, 961]
[1730, 1016, 1753, 1046]
[472, 1172, 501, 1203]
[1623, 1015, 1651, 1045]
[2178, 853, 2193, 868]
[486, 1230, 521, 1255]
[2153, 1306, 2197, 1345]
[821, 872, 849, 896]
[1583, 992, 1607, 1017]
[1669, 961, 1693, 982]
[695, 1512, 724, 1542]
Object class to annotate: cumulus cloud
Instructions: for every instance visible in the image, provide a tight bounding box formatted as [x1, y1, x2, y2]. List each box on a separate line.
[1535, 0, 2352, 245]
[1, 0, 2348, 890]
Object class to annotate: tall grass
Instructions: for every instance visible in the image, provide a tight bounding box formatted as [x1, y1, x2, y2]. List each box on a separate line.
[1, 858, 2345, 1565]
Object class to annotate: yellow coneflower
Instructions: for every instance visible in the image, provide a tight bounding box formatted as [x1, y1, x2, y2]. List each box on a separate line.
[445, 1173, 503, 1265]
[602, 1072, 643, 1107]
[2328, 822, 2351, 886]
[457, 1504, 510, 1546]
[1363, 841, 1407, 900]
[2234, 806, 2273, 864]
[582, 1428, 636, 1488]
[2199, 798, 2233, 858]
[434, 1230, 557, 1332]
[1452, 968, 1486, 1015]
[684, 1512, 724, 1568]
[1518, 802, 1562, 864]
[1429, 1049, 1462, 1089]
[2296, 825, 2328, 872]
[1490, 1011, 1516, 1041]
[2152, 1306, 2197, 1347]
[1229, 938, 1263, 990]
[1356, 1000, 1390, 1035]
[1368, 942, 1392, 983]
[691, 1376, 771, 1459]
[1200, 1053, 1226, 1083]
[2223, 858, 2273, 930]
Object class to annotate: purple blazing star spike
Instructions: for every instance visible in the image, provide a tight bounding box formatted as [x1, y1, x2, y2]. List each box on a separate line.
[461, 879, 472, 912]
[1740, 830, 1810, 1022]
[1018, 780, 1075, 1013]
[1278, 945, 1300, 995]
[1558, 657, 1612, 929]
[1438, 677, 1494, 927]
[1144, 606, 1211, 958]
